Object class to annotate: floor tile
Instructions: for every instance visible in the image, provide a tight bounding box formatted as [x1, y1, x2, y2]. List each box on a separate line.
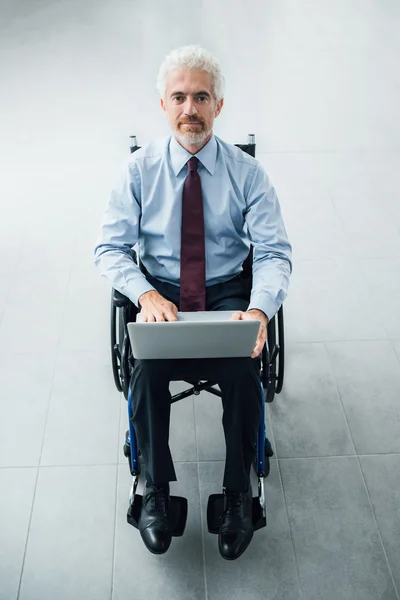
[0, 468, 37, 600]
[1, 2, 400, 599]
[0, 269, 70, 354]
[282, 190, 353, 261]
[113, 462, 205, 600]
[15, 214, 78, 272]
[0, 353, 56, 467]
[360, 454, 400, 594]
[19, 465, 116, 600]
[280, 457, 398, 600]
[392, 339, 400, 362]
[194, 389, 225, 461]
[284, 259, 384, 343]
[0, 186, 26, 279]
[0, 274, 12, 328]
[41, 352, 120, 466]
[358, 258, 400, 339]
[326, 341, 400, 454]
[73, 209, 111, 272]
[58, 267, 110, 353]
[269, 344, 355, 458]
[331, 189, 400, 258]
[199, 461, 301, 600]
[360, 152, 400, 230]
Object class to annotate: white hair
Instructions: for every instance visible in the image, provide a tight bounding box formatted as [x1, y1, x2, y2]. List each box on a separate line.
[156, 45, 225, 102]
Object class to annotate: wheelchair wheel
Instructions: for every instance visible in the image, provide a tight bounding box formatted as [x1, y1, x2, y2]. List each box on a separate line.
[265, 316, 277, 403]
[111, 294, 134, 398]
[120, 314, 134, 399]
[276, 306, 285, 394]
[110, 295, 124, 393]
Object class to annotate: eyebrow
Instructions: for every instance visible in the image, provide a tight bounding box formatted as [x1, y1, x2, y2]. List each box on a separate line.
[170, 90, 211, 98]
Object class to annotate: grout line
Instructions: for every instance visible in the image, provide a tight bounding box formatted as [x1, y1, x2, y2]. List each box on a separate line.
[275, 458, 304, 600]
[192, 395, 209, 600]
[285, 336, 390, 344]
[15, 466, 40, 600]
[277, 452, 400, 459]
[37, 267, 73, 469]
[356, 458, 400, 600]
[110, 395, 123, 600]
[321, 342, 358, 455]
[277, 454, 356, 461]
[323, 342, 399, 597]
[4, 452, 400, 471]
[16, 263, 74, 598]
[388, 338, 400, 367]
[16, 266, 73, 599]
[4, 452, 400, 470]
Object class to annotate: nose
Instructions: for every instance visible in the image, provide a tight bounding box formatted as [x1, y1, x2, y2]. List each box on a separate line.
[183, 97, 197, 116]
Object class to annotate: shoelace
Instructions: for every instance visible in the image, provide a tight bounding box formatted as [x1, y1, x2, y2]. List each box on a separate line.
[145, 487, 168, 514]
[225, 492, 243, 515]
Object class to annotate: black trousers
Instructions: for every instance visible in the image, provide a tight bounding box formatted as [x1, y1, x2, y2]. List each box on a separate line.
[130, 273, 262, 492]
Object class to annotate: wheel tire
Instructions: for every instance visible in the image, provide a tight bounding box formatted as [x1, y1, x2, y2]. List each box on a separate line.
[265, 316, 277, 403]
[123, 430, 131, 457]
[276, 306, 285, 394]
[123, 443, 131, 457]
[110, 297, 123, 393]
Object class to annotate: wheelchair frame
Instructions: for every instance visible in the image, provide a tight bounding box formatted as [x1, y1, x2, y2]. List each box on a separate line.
[110, 134, 285, 534]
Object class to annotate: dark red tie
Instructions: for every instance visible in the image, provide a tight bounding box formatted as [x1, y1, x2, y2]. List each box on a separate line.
[180, 156, 206, 311]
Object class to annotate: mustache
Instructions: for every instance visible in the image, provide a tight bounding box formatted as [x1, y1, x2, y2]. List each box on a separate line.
[179, 118, 204, 125]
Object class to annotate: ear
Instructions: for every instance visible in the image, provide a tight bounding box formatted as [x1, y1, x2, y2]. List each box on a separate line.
[215, 98, 224, 118]
[160, 97, 167, 113]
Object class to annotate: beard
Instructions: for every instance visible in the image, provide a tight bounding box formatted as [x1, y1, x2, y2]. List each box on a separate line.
[175, 120, 211, 146]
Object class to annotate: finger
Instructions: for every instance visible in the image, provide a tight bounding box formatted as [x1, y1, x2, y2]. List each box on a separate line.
[165, 310, 178, 322]
[229, 311, 243, 320]
[146, 313, 156, 323]
[252, 329, 266, 358]
[251, 344, 262, 359]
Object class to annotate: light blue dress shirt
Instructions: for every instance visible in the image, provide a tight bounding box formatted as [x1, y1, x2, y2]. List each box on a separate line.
[94, 134, 292, 320]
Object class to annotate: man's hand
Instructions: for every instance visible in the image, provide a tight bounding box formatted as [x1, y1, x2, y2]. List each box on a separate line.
[138, 290, 178, 322]
[229, 309, 268, 359]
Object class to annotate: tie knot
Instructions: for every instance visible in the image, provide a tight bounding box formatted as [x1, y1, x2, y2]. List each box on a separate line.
[187, 156, 199, 172]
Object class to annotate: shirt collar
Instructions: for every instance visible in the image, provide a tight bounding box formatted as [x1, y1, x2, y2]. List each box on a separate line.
[169, 134, 217, 176]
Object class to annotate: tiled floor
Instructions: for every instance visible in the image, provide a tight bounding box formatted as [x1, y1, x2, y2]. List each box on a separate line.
[1, 1, 400, 599]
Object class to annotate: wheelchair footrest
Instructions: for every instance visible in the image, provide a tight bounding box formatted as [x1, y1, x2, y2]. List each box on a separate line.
[127, 495, 188, 537]
[206, 493, 266, 534]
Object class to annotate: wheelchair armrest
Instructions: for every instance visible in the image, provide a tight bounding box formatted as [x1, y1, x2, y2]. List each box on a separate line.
[112, 288, 130, 308]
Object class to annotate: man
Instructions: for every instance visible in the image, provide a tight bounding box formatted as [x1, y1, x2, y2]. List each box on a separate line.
[94, 45, 292, 560]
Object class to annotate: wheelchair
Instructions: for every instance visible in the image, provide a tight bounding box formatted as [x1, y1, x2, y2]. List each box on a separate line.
[110, 134, 285, 537]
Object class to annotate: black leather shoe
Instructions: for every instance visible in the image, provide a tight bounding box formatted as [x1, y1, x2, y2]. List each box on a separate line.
[139, 483, 172, 554]
[218, 487, 254, 560]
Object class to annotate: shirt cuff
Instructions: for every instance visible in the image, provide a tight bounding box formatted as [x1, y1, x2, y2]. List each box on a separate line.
[247, 293, 278, 322]
[123, 278, 157, 308]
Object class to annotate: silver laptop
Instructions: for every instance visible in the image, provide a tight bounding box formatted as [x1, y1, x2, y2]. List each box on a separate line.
[127, 311, 259, 359]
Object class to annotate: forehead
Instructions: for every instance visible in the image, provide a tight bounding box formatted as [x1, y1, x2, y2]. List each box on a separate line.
[165, 68, 214, 95]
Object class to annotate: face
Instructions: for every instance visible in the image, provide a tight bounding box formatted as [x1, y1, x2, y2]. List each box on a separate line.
[160, 68, 224, 150]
